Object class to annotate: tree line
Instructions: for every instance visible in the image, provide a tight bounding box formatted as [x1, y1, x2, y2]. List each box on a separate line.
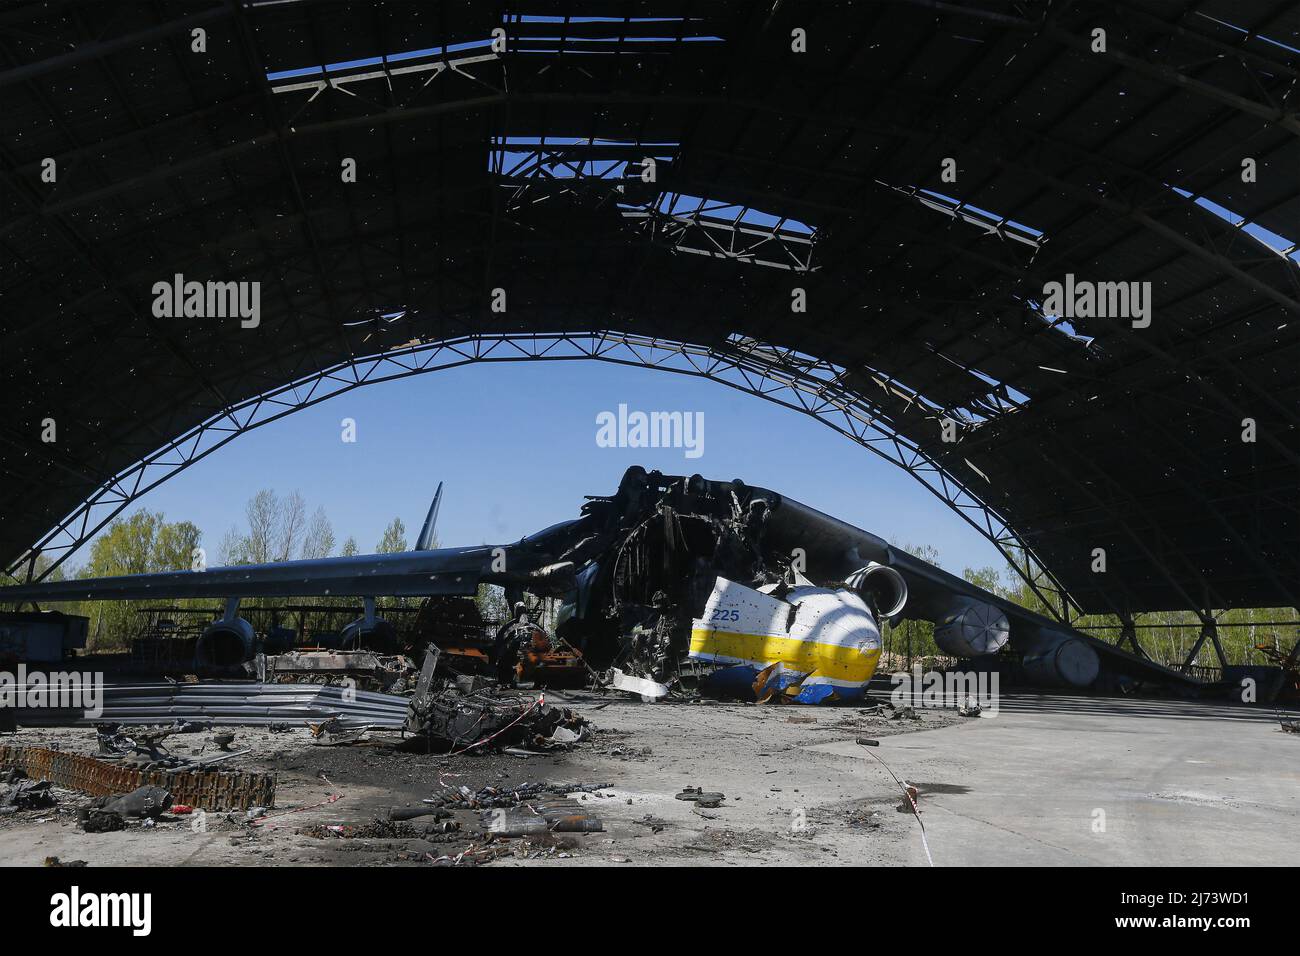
[883, 540, 1298, 673]
[7, 490, 415, 651]
[6, 514, 1295, 669]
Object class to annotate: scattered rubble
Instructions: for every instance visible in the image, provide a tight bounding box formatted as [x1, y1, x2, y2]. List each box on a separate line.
[423, 781, 613, 812]
[254, 650, 420, 694]
[301, 819, 460, 841]
[1, 777, 56, 812]
[404, 681, 591, 754]
[675, 786, 725, 808]
[94, 785, 173, 819]
[307, 718, 370, 747]
[0, 742, 276, 811]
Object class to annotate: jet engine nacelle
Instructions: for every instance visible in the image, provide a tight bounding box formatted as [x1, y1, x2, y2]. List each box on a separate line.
[844, 563, 908, 620]
[195, 616, 256, 668]
[934, 601, 1011, 657]
[340, 616, 397, 652]
[1020, 628, 1100, 688]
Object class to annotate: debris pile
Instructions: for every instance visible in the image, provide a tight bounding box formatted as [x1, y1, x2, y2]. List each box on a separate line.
[76, 784, 175, 832]
[306, 717, 371, 747]
[10, 681, 410, 730]
[404, 682, 591, 754]
[0, 775, 56, 814]
[675, 785, 726, 809]
[302, 819, 461, 842]
[255, 650, 419, 694]
[420, 781, 611, 838]
[0, 738, 276, 811]
[423, 780, 612, 812]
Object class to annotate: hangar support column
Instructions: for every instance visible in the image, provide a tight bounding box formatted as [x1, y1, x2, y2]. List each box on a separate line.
[1180, 612, 1228, 673]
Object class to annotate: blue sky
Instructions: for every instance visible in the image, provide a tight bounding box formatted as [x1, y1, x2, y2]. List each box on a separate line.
[84, 361, 1008, 575]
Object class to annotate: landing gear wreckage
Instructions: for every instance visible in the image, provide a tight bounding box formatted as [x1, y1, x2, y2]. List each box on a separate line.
[0, 467, 1186, 702]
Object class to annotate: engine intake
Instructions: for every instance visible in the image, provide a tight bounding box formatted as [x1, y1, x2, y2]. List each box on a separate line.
[845, 563, 908, 619]
[934, 601, 1011, 657]
[195, 617, 256, 668]
[340, 616, 397, 652]
[1020, 628, 1100, 688]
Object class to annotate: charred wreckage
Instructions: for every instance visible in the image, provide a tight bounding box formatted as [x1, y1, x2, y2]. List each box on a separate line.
[0, 469, 1236, 845]
[456, 467, 1189, 700]
[4, 467, 1196, 709]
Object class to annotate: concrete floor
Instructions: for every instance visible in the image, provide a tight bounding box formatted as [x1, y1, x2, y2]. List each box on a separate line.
[803, 693, 1300, 866]
[2, 691, 1297, 866]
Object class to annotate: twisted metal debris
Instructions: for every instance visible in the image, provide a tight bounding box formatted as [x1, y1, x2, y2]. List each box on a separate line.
[8, 681, 409, 729]
[0, 745, 276, 811]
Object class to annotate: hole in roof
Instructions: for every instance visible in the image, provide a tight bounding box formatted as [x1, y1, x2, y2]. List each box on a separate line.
[933, 351, 1032, 423]
[1193, 12, 1300, 56]
[488, 140, 816, 239]
[504, 13, 724, 49]
[1024, 297, 1097, 347]
[653, 193, 814, 235]
[267, 39, 495, 81]
[884, 184, 1046, 248]
[268, 16, 722, 80]
[508, 15, 707, 23]
[1170, 186, 1300, 264]
[490, 135, 678, 180]
[721, 334, 1023, 430]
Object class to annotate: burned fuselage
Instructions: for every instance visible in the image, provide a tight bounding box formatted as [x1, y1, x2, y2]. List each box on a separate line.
[6, 466, 1174, 698]
[487, 467, 905, 700]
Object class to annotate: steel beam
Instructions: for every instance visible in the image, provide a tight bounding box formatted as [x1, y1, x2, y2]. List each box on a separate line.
[5, 330, 1078, 624]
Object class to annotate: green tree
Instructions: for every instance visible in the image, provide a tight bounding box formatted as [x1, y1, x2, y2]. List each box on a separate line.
[1, 553, 67, 587]
[220, 490, 317, 565]
[883, 540, 942, 665]
[475, 583, 509, 624]
[961, 565, 1005, 597]
[372, 519, 411, 612]
[153, 520, 201, 572]
[376, 518, 408, 554]
[77, 511, 203, 650]
[301, 507, 336, 559]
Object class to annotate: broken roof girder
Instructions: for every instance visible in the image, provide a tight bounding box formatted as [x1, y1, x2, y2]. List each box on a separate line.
[2, 0, 1297, 616]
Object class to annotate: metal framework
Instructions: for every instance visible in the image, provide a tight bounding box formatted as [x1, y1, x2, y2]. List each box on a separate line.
[5, 330, 1079, 621]
[1, 1, 1298, 631]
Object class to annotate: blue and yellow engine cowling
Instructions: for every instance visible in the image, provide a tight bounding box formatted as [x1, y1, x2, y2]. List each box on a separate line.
[688, 573, 896, 704]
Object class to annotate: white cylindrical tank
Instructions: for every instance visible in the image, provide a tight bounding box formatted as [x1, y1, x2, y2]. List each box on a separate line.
[1021, 631, 1100, 687]
[934, 601, 1011, 657]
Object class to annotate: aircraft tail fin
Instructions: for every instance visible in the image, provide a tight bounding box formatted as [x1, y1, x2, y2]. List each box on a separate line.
[415, 482, 443, 551]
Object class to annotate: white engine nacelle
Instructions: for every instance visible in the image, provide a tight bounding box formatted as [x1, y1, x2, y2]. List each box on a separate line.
[844, 563, 908, 619]
[1021, 628, 1100, 687]
[195, 616, 256, 668]
[934, 601, 1011, 657]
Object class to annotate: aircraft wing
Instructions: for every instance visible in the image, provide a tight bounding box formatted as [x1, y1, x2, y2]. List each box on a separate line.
[0, 546, 498, 603]
[750, 485, 1194, 685]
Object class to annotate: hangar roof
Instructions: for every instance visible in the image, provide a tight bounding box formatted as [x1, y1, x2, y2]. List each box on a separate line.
[1, 0, 1297, 615]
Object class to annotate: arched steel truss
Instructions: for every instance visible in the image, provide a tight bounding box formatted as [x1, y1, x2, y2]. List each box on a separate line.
[6, 330, 1080, 622]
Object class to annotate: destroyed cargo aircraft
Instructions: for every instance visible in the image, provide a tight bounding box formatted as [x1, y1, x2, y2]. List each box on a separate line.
[0, 467, 1190, 701]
